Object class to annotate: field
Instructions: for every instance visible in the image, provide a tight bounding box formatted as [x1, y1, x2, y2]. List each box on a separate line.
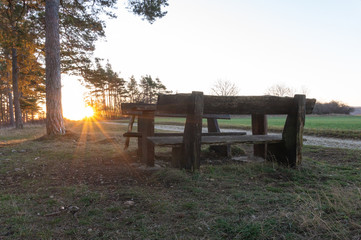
[156, 115, 361, 139]
[0, 121, 361, 239]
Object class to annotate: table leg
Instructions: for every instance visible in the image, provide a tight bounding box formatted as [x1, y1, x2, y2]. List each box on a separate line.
[124, 115, 135, 150]
[207, 118, 231, 157]
[140, 111, 155, 166]
[137, 116, 144, 158]
[252, 114, 268, 159]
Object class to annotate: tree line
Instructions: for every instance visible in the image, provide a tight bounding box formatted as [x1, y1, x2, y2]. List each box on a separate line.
[82, 59, 171, 119]
[210, 81, 355, 115]
[265, 84, 354, 115]
[0, 0, 169, 131]
[312, 101, 354, 115]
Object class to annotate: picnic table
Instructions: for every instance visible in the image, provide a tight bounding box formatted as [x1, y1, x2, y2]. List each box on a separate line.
[122, 92, 316, 171]
[121, 103, 240, 166]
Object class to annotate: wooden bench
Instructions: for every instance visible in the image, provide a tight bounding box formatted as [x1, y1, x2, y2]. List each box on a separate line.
[121, 103, 244, 165]
[147, 92, 316, 171]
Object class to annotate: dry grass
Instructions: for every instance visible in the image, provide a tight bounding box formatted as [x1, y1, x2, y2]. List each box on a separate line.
[0, 124, 46, 144]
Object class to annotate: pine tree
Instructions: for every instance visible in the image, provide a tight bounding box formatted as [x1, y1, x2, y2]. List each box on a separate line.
[139, 75, 170, 104]
[1, 0, 170, 133]
[45, 0, 65, 134]
[83, 59, 128, 118]
[0, 0, 45, 128]
[127, 75, 140, 103]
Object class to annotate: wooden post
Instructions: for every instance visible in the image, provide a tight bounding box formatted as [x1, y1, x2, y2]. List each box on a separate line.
[124, 115, 135, 150]
[171, 146, 182, 168]
[140, 111, 155, 166]
[207, 118, 219, 132]
[207, 118, 231, 157]
[183, 92, 204, 171]
[252, 114, 268, 159]
[282, 95, 306, 167]
[137, 115, 144, 158]
[137, 111, 155, 166]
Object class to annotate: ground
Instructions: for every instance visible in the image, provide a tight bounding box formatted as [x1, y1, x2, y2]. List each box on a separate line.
[0, 121, 361, 239]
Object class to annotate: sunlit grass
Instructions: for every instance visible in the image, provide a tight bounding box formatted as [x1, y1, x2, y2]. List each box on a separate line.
[0, 124, 46, 143]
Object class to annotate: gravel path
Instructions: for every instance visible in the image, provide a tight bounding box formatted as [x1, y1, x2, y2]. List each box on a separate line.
[108, 122, 361, 150]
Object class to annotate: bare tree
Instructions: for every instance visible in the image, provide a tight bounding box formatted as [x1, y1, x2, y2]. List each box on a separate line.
[298, 85, 309, 95]
[265, 84, 294, 97]
[211, 79, 239, 96]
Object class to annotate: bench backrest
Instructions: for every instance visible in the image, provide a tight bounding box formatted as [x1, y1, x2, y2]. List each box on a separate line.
[156, 94, 316, 115]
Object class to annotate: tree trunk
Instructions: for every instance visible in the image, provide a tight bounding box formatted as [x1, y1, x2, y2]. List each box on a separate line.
[102, 90, 106, 112]
[7, 86, 15, 126]
[12, 48, 23, 129]
[0, 94, 3, 124]
[5, 53, 14, 126]
[45, 0, 65, 135]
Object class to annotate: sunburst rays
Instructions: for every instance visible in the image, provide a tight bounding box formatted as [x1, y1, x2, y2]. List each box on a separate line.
[70, 117, 142, 178]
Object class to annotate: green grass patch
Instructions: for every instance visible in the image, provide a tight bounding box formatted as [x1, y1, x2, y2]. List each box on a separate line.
[155, 115, 361, 139]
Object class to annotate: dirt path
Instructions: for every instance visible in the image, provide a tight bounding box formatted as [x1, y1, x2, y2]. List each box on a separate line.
[106, 121, 361, 150]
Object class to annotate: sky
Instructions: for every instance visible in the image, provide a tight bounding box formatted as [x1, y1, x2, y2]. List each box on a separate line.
[63, 0, 361, 108]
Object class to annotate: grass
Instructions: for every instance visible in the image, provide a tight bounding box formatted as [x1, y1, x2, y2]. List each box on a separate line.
[0, 124, 46, 143]
[0, 121, 361, 239]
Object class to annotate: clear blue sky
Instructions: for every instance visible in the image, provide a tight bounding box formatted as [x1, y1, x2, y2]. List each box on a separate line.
[79, 0, 361, 106]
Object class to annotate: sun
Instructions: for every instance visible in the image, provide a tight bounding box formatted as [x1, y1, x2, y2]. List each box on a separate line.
[84, 106, 95, 118]
[63, 103, 95, 120]
[62, 77, 96, 120]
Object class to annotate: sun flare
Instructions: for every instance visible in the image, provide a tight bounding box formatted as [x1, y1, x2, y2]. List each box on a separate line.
[84, 106, 95, 118]
[63, 104, 95, 120]
[62, 78, 96, 121]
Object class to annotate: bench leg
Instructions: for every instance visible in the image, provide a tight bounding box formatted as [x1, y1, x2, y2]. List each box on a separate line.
[137, 116, 143, 158]
[171, 146, 182, 168]
[252, 114, 268, 159]
[139, 111, 155, 167]
[263, 96, 306, 167]
[183, 92, 204, 171]
[124, 115, 135, 150]
[281, 95, 306, 167]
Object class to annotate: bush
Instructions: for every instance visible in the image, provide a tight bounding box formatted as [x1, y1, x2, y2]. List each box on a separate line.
[313, 101, 354, 115]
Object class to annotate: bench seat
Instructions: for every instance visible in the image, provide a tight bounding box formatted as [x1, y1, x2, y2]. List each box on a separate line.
[124, 131, 246, 138]
[148, 134, 283, 146]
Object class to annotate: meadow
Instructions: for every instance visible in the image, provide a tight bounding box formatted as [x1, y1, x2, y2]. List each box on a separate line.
[0, 120, 360, 239]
